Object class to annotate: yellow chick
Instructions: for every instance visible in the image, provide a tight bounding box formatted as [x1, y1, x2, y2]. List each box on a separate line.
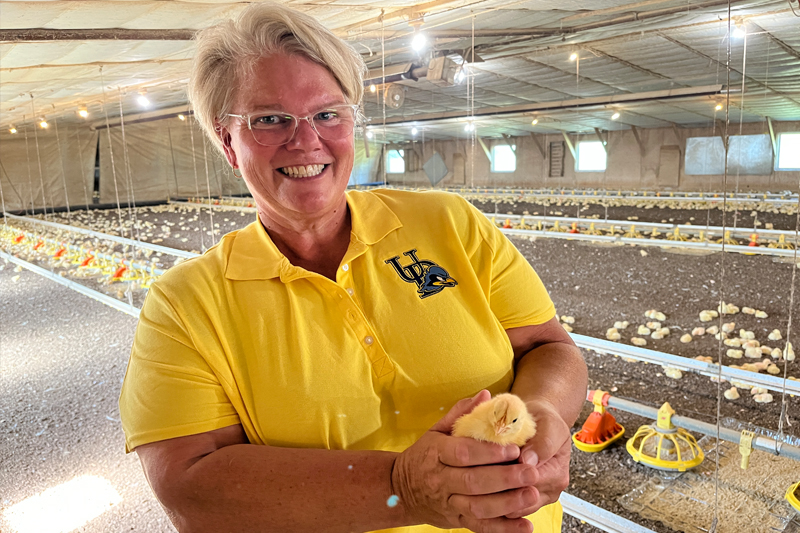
[452, 393, 537, 446]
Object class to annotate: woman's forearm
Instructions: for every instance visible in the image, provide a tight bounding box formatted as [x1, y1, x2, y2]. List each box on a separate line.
[163, 444, 409, 533]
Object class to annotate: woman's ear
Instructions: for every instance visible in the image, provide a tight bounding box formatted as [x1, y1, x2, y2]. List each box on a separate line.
[217, 125, 238, 169]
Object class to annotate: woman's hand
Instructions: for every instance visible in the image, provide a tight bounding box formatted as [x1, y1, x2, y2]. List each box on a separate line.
[391, 390, 538, 533]
[504, 400, 571, 519]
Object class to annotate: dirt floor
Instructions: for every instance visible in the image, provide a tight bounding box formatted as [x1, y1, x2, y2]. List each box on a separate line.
[5, 198, 800, 532]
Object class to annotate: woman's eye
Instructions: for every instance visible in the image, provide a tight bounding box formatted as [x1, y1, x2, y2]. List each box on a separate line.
[316, 111, 337, 121]
[253, 115, 283, 126]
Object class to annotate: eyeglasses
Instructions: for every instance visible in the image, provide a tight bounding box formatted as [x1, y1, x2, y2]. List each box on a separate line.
[227, 104, 360, 147]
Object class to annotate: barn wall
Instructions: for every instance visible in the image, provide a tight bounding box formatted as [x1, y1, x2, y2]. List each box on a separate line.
[376, 120, 800, 191]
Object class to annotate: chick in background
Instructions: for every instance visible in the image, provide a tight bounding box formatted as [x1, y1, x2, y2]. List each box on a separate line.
[452, 393, 537, 446]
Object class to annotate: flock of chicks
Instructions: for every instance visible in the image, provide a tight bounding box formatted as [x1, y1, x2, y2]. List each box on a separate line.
[559, 302, 798, 405]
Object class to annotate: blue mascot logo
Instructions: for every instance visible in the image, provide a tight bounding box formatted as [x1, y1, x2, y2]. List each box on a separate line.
[384, 249, 458, 299]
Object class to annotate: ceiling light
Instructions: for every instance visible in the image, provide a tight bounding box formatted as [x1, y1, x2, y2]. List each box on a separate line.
[9, 125, 17, 134]
[78, 107, 89, 118]
[411, 127, 418, 135]
[366, 130, 374, 139]
[531, 118, 539, 126]
[39, 118, 49, 129]
[715, 103, 723, 111]
[733, 22, 746, 38]
[137, 89, 150, 107]
[569, 52, 578, 61]
[611, 112, 620, 120]
[411, 32, 427, 52]
[369, 84, 377, 93]
[178, 114, 186, 121]
[464, 122, 475, 132]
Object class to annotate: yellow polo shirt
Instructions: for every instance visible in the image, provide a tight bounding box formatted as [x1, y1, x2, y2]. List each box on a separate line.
[119, 189, 559, 532]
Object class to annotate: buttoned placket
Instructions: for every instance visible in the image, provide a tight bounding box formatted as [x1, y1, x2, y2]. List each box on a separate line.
[333, 241, 395, 384]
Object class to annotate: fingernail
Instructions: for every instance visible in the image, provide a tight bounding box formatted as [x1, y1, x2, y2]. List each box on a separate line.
[505, 446, 520, 460]
[522, 450, 538, 466]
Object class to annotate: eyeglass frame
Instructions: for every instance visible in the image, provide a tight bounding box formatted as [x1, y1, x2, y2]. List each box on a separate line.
[225, 104, 363, 146]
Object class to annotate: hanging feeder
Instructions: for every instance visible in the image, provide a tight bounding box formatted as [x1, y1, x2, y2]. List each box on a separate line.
[626, 402, 704, 472]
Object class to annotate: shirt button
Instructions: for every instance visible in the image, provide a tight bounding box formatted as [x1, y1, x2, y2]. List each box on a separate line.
[342, 264, 349, 272]
[364, 336, 374, 345]
[346, 288, 354, 296]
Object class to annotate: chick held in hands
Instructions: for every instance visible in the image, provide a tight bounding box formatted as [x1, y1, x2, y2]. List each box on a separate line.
[452, 393, 537, 446]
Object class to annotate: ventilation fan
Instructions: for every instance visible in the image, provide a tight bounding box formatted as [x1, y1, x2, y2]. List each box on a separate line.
[383, 84, 405, 109]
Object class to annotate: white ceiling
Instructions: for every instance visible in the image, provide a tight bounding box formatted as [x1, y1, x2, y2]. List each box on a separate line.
[1, 0, 799, 139]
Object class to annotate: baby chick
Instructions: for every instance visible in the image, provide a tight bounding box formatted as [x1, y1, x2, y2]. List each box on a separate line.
[452, 393, 537, 446]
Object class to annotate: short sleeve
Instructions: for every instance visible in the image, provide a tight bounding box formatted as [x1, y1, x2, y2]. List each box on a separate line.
[464, 199, 556, 329]
[118, 283, 240, 453]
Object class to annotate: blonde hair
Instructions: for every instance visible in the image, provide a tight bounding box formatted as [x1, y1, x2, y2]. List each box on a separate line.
[188, 2, 366, 154]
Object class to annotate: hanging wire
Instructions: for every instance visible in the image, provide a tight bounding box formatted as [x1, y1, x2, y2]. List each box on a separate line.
[201, 134, 217, 247]
[731, 28, 748, 231]
[99, 66, 131, 241]
[381, 10, 387, 187]
[29, 95, 52, 221]
[72, 125, 93, 215]
[52, 117, 72, 226]
[117, 90, 143, 243]
[186, 112, 206, 252]
[22, 120, 36, 215]
[710, 5, 733, 532]
[469, 12, 475, 190]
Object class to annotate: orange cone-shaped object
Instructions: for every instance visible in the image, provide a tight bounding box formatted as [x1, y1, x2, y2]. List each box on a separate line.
[572, 390, 625, 452]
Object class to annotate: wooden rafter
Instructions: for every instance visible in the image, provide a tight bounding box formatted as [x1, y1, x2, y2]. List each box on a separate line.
[630, 125, 645, 157]
[529, 133, 546, 159]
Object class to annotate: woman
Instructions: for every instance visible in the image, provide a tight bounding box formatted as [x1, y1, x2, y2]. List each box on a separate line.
[119, 3, 587, 532]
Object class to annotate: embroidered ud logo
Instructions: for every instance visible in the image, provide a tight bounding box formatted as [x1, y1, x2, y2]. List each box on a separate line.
[385, 249, 458, 299]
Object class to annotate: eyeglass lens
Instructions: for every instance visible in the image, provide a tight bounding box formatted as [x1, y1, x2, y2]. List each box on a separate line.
[248, 105, 356, 146]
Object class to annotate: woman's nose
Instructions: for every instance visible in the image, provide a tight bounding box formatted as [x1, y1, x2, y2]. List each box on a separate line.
[287, 117, 323, 148]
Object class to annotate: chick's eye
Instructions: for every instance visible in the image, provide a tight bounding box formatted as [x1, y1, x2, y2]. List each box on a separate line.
[512, 418, 518, 423]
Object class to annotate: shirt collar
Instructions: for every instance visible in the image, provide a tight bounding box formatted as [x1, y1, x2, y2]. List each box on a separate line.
[225, 190, 402, 281]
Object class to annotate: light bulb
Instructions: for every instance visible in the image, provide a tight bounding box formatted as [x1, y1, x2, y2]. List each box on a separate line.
[9, 126, 17, 134]
[78, 108, 89, 118]
[39, 119, 49, 129]
[366, 130, 374, 139]
[715, 103, 723, 111]
[369, 84, 377, 93]
[178, 114, 186, 121]
[733, 23, 746, 38]
[611, 112, 620, 120]
[464, 122, 475, 132]
[137, 95, 150, 107]
[531, 118, 539, 125]
[411, 127, 418, 135]
[411, 33, 427, 52]
[569, 52, 578, 61]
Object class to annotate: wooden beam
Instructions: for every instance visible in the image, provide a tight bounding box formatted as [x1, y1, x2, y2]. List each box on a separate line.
[0, 28, 195, 41]
[630, 125, 645, 157]
[529, 133, 546, 159]
[715, 119, 728, 150]
[672, 124, 682, 143]
[593, 128, 608, 153]
[501, 133, 516, 153]
[476, 137, 493, 164]
[767, 116, 777, 158]
[561, 131, 577, 160]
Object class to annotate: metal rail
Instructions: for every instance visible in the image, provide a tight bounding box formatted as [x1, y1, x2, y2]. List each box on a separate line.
[572, 333, 800, 397]
[559, 493, 656, 533]
[0, 250, 140, 318]
[601, 393, 800, 461]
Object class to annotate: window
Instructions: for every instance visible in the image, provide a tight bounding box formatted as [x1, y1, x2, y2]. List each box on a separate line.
[386, 150, 405, 173]
[576, 141, 607, 172]
[777, 133, 800, 171]
[685, 134, 772, 175]
[491, 144, 516, 172]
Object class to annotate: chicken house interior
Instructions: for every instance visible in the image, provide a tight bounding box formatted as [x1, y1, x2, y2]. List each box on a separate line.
[2, 1, 800, 532]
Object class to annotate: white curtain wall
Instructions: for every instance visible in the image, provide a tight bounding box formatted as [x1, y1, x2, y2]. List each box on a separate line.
[0, 125, 97, 213]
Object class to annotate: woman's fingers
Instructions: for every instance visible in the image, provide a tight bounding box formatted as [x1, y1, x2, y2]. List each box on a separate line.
[439, 437, 520, 467]
[450, 486, 539, 521]
[446, 463, 539, 496]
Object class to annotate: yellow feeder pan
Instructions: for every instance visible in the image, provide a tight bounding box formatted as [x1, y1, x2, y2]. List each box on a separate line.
[626, 402, 705, 472]
[787, 481, 800, 513]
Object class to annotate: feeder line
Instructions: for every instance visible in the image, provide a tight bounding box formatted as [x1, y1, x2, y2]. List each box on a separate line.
[599, 393, 800, 461]
[573, 333, 800, 397]
[559, 493, 656, 533]
[4, 213, 197, 259]
[2, 227, 169, 276]
[0, 250, 140, 318]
